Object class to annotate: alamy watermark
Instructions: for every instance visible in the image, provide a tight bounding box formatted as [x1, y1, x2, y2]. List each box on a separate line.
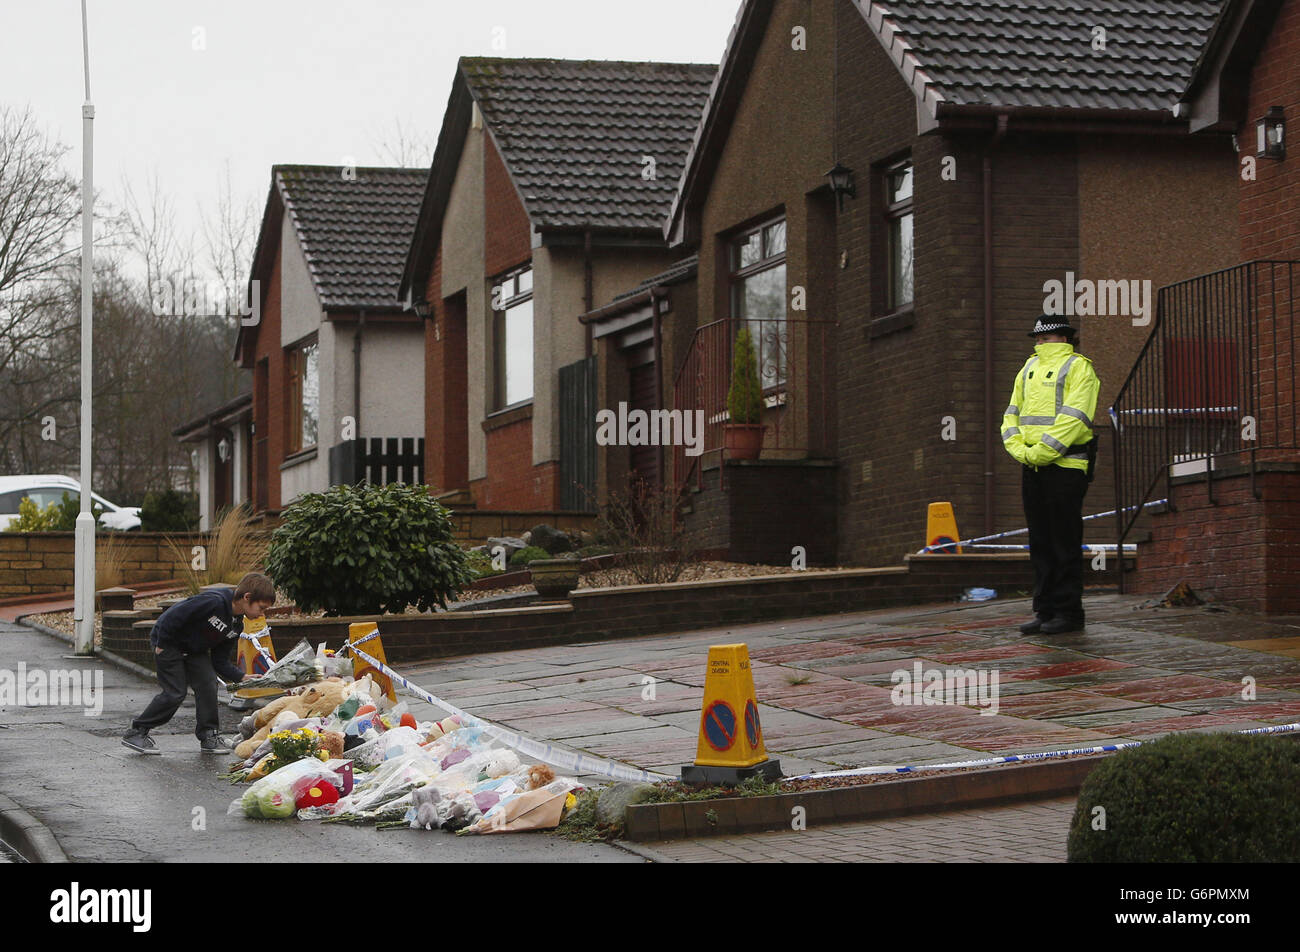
[890, 661, 1000, 715]
[594, 402, 705, 457]
[0, 663, 103, 716]
[150, 276, 260, 326]
[1042, 271, 1152, 327]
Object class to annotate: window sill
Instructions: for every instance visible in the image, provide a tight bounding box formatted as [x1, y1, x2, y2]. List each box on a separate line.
[869, 306, 915, 339]
[483, 402, 533, 432]
[279, 446, 318, 471]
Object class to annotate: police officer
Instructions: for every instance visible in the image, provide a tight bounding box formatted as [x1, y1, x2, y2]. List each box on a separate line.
[1002, 315, 1100, 634]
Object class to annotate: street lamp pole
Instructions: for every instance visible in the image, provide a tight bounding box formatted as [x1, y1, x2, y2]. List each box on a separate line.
[73, 0, 95, 655]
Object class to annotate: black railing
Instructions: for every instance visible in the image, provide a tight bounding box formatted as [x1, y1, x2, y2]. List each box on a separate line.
[1112, 260, 1299, 588]
[329, 437, 424, 487]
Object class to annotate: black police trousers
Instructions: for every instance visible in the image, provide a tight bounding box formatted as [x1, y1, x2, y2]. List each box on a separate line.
[1022, 463, 1088, 625]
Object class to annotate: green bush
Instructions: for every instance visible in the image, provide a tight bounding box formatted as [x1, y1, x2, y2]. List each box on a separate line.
[10, 497, 60, 531]
[140, 489, 200, 532]
[509, 545, 551, 568]
[264, 482, 474, 616]
[727, 325, 763, 425]
[1067, 732, 1300, 862]
[464, 549, 501, 580]
[52, 491, 105, 531]
[7, 493, 102, 532]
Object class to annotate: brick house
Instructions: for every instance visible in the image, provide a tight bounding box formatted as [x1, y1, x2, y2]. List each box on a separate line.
[636, 0, 1239, 567]
[1123, 0, 1300, 611]
[234, 165, 428, 516]
[398, 58, 715, 513]
[172, 392, 252, 529]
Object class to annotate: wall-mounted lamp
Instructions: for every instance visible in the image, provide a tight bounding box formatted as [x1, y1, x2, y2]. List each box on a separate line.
[1257, 106, 1285, 159]
[826, 162, 857, 211]
[217, 437, 231, 463]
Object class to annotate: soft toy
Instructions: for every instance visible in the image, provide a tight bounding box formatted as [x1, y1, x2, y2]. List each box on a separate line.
[235, 680, 348, 759]
[342, 674, 378, 701]
[411, 785, 442, 830]
[319, 731, 345, 760]
[483, 750, 520, 778]
[526, 765, 555, 790]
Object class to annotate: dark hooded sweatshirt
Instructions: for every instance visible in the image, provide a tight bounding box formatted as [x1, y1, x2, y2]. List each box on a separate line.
[148, 586, 246, 682]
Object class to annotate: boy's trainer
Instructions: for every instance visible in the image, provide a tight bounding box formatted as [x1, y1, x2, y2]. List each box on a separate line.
[199, 731, 237, 754]
[121, 729, 161, 755]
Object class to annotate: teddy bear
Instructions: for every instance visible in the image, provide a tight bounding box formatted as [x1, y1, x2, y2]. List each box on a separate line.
[233, 680, 347, 760]
[410, 785, 442, 830]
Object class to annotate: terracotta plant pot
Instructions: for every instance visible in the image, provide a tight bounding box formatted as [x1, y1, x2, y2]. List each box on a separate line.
[723, 423, 767, 461]
[528, 558, 582, 599]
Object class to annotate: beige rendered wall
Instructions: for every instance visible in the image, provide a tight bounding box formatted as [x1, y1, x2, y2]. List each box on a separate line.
[278, 209, 331, 504]
[536, 244, 678, 462]
[440, 115, 488, 481]
[1076, 135, 1239, 410]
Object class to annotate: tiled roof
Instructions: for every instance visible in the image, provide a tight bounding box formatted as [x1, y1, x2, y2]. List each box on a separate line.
[460, 58, 717, 231]
[860, 0, 1225, 113]
[275, 165, 428, 310]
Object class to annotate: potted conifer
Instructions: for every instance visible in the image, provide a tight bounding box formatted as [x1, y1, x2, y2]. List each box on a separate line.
[723, 325, 766, 460]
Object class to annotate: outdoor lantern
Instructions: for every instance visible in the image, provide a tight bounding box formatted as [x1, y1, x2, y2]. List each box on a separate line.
[1257, 106, 1285, 159]
[826, 162, 856, 210]
[190, 448, 199, 469]
[217, 437, 231, 463]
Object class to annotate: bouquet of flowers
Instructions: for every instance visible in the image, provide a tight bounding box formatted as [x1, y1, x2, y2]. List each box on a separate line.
[235, 639, 324, 690]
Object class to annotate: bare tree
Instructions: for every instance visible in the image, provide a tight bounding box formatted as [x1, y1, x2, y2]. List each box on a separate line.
[0, 105, 83, 472]
[374, 116, 435, 168]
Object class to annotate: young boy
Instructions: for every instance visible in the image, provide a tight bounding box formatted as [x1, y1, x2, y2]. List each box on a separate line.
[122, 572, 277, 755]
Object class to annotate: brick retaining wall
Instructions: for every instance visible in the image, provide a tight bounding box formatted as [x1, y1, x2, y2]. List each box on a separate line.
[0, 532, 217, 597]
[102, 552, 1108, 671]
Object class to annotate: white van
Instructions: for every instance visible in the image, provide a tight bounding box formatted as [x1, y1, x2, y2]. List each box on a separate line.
[0, 475, 142, 531]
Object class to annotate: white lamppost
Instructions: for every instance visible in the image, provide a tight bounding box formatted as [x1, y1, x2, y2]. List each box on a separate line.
[73, 0, 95, 655]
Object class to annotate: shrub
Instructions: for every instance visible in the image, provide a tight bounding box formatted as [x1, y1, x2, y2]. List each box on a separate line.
[1067, 732, 1300, 862]
[8, 493, 104, 532]
[596, 471, 698, 585]
[141, 489, 200, 532]
[265, 482, 473, 616]
[51, 492, 106, 531]
[10, 496, 60, 532]
[95, 534, 130, 590]
[509, 545, 551, 568]
[464, 549, 501, 580]
[727, 325, 763, 425]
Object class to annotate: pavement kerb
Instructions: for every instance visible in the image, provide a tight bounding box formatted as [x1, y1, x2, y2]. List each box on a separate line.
[622, 756, 1108, 841]
[0, 792, 69, 863]
[611, 839, 679, 863]
[18, 616, 157, 682]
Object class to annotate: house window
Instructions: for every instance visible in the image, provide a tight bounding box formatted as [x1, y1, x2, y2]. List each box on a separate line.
[287, 338, 319, 454]
[492, 264, 533, 410]
[729, 218, 787, 392]
[884, 160, 913, 312]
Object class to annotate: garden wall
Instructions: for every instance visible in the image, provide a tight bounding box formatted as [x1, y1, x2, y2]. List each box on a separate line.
[0, 532, 217, 597]
[101, 552, 1120, 671]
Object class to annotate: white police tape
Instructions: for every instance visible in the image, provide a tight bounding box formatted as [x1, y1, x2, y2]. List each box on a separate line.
[917, 499, 1166, 554]
[238, 629, 275, 665]
[340, 638, 673, 784]
[784, 720, 1300, 780]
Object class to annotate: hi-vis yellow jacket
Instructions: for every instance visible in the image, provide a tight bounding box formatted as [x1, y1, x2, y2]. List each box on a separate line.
[1002, 341, 1100, 472]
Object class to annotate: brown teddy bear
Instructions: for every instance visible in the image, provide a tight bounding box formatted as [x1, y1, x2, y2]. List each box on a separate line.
[233, 680, 347, 760]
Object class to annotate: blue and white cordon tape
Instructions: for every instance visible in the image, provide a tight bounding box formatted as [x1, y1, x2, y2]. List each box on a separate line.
[340, 636, 673, 783]
[784, 720, 1300, 781]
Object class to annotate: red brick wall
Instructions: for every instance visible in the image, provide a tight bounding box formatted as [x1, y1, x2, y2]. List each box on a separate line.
[835, 2, 1087, 566]
[484, 134, 532, 278]
[251, 240, 285, 511]
[423, 248, 470, 493]
[1133, 468, 1300, 613]
[1241, 0, 1300, 261]
[470, 416, 558, 509]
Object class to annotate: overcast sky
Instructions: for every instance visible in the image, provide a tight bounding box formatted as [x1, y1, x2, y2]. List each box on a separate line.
[3, 0, 738, 273]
